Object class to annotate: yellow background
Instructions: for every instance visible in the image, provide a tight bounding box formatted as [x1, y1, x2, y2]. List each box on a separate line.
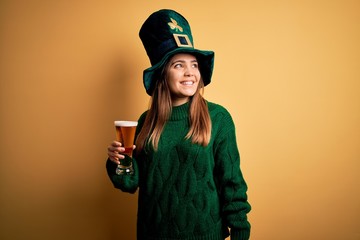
[1, 0, 359, 239]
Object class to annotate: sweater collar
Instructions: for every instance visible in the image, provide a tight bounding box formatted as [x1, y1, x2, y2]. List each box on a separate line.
[169, 101, 190, 121]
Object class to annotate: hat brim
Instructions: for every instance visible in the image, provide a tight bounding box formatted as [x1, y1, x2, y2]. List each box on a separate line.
[143, 48, 214, 96]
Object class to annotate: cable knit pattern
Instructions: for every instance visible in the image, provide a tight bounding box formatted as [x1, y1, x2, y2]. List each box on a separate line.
[106, 101, 251, 240]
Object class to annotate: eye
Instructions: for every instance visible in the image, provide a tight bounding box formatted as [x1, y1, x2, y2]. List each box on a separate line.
[192, 63, 198, 68]
[174, 63, 182, 68]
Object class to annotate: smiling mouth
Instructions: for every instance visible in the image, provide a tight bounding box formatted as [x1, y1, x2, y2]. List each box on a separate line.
[180, 81, 195, 85]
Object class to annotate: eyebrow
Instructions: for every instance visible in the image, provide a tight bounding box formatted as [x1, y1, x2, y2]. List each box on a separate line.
[170, 59, 198, 65]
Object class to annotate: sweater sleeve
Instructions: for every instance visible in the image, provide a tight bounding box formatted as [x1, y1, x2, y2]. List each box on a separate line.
[106, 156, 139, 193]
[213, 111, 251, 240]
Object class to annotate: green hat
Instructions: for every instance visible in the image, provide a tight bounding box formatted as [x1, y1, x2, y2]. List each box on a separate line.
[139, 9, 215, 95]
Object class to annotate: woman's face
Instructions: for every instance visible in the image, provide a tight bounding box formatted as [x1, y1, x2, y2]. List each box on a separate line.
[166, 53, 201, 106]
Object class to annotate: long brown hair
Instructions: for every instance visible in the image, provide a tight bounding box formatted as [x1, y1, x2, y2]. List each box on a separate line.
[136, 56, 211, 152]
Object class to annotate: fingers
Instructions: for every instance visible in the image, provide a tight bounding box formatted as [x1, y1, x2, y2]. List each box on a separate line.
[107, 141, 124, 165]
[108, 151, 122, 164]
[112, 141, 122, 147]
[107, 141, 137, 165]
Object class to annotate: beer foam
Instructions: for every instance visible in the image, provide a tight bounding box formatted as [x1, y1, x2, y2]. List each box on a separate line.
[114, 121, 138, 127]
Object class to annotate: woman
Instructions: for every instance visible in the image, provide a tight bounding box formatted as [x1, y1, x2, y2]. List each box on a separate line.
[106, 9, 251, 240]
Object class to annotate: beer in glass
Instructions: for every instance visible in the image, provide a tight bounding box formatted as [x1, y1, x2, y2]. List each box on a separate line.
[114, 121, 138, 175]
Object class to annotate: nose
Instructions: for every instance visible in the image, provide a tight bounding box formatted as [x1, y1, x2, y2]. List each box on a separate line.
[184, 66, 194, 77]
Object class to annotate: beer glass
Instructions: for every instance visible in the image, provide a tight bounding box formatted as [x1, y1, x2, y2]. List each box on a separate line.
[114, 121, 138, 175]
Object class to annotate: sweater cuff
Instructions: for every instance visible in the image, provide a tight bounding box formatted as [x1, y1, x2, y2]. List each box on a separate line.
[106, 158, 139, 193]
[230, 228, 250, 240]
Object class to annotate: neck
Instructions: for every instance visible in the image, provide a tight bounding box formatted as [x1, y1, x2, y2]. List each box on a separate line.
[171, 97, 190, 106]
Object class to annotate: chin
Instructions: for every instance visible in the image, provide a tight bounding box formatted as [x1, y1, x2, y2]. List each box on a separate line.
[182, 91, 196, 97]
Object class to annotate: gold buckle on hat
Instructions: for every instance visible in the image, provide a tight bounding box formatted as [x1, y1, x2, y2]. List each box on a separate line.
[173, 34, 193, 48]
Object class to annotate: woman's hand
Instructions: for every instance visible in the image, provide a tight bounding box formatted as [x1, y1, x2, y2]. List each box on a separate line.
[107, 141, 136, 165]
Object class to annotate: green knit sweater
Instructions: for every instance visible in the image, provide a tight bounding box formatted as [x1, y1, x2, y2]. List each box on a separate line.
[106, 101, 251, 240]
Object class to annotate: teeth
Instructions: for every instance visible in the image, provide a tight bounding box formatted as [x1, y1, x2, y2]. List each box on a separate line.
[181, 81, 193, 85]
